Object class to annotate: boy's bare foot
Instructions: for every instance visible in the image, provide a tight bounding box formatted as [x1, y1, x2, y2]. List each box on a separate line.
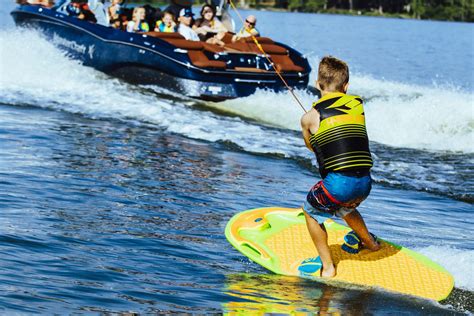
[321, 264, 336, 278]
[361, 235, 381, 252]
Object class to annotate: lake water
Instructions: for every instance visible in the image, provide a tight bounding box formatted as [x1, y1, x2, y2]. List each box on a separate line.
[0, 2, 473, 314]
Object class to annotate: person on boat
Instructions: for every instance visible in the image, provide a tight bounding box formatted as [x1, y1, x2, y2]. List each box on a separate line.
[165, 0, 192, 20]
[193, 4, 228, 46]
[66, 0, 97, 23]
[107, 0, 122, 28]
[88, 0, 108, 26]
[231, 14, 259, 42]
[177, 8, 199, 41]
[127, 7, 149, 33]
[300, 56, 380, 278]
[206, 0, 234, 32]
[143, 5, 162, 32]
[20, 0, 54, 7]
[53, 0, 71, 14]
[155, 11, 177, 33]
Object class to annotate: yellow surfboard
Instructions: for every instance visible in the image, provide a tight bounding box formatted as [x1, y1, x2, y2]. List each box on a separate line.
[225, 207, 454, 301]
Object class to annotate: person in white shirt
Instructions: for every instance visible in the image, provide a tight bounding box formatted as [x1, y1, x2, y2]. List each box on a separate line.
[88, 0, 108, 26]
[177, 8, 199, 41]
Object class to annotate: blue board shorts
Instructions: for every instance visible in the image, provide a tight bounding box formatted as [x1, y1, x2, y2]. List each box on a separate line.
[303, 172, 372, 223]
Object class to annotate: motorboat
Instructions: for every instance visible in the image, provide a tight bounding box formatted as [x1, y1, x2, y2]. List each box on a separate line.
[11, 4, 311, 101]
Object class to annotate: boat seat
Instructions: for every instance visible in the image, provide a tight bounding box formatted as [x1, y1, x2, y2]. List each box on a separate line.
[270, 54, 305, 72]
[146, 32, 224, 53]
[242, 37, 275, 44]
[224, 42, 288, 55]
[144, 32, 296, 71]
[224, 41, 253, 52]
[163, 39, 204, 50]
[221, 32, 235, 44]
[187, 50, 227, 69]
[259, 44, 288, 55]
[201, 42, 226, 53]
[152, 36, 226, 69]
[144, 32, 185, 40]
[164, 40, 226, 69]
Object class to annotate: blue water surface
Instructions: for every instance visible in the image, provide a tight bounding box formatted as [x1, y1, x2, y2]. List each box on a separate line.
[0, 104, 471, 313]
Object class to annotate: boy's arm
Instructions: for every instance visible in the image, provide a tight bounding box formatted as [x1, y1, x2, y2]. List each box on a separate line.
[301, 108, 320, 152]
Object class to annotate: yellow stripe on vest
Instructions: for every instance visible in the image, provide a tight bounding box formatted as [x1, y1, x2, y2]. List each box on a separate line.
[318, 115, 365, 134]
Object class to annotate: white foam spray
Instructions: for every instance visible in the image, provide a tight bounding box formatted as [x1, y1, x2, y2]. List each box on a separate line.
[211, 56, 474, 153]
[416, 246, 474, 291]
[0, 29, 305, 158]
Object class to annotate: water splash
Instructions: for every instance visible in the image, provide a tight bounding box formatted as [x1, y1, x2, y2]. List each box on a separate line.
[211, 70, 473, 153]
[416, 245, 474, 291]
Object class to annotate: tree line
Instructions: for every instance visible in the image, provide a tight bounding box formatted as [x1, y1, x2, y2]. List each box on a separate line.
[243, 0, 474, 22]
[134, 0, 473, 22]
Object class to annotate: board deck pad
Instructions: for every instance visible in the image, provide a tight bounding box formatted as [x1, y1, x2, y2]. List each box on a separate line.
[225, 207, 454, 301]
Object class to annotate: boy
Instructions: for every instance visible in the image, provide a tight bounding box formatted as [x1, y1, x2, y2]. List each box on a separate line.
[300, 56, 380, 278]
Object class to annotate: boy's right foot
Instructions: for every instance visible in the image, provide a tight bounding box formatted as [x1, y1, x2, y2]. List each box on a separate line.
[341, 231, 380, 254]
[363, 236, 381, 251]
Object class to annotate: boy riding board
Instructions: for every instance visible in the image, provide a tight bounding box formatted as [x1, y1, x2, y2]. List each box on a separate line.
[301, 56, 380, 278]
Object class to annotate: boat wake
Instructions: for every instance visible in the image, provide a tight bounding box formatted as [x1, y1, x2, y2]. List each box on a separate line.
[0, 28, 473, 204]
[210, 67, 474, 154]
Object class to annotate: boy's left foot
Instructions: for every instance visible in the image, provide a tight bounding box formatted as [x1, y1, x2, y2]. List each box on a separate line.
[298, 257, 336, 278]
[321, 264, 336, 278]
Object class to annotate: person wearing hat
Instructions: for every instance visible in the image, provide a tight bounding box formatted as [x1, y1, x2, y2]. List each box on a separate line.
[165, 0, 193, 18]
[177, 8, 199, 41]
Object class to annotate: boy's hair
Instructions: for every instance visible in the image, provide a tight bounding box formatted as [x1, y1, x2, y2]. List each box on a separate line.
[318, 56, 349, 92]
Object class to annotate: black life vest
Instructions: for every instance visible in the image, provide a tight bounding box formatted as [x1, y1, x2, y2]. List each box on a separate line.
[310, 92, 373, 178]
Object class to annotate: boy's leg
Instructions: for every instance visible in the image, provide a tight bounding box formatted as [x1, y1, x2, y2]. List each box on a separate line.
[303, 211, 336, 277]
[342, 209, 380, 251]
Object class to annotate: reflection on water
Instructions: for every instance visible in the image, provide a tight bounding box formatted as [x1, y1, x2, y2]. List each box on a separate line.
[222, 274, 457, 315]
[223, 274, 344, 315]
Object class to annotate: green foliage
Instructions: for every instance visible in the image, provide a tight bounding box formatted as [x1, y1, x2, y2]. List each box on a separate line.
[239, 0, 473, 21]
[411, 0, 426, 19]
[127, 0, 473, 21]
[287, 0, 302, 11]
[303, 0, 327, 12]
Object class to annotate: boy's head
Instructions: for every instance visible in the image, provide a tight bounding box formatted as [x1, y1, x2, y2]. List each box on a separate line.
[317, 56, 349, 93]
